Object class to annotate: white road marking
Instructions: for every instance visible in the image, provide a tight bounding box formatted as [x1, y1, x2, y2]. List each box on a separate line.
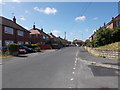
[69, 87, 72, 88]
[75, 60, 77, 64]
[72, 72, 75, 74]
[0, 63, 2, 65]
[76, 50, 79, 57]
[70, 78, 74, 81]
[73, 68, 76, 70]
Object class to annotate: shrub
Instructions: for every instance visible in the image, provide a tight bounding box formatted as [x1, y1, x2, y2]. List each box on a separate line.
[31, 43, 40, 47]
[34, 47, 41, 52]
[8, 43, 19, 56]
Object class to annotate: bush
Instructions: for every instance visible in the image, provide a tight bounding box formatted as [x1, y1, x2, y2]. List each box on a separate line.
[34, 47, 41, 52]
[8, 43, 19, 56]
[31, 43, 40, 47]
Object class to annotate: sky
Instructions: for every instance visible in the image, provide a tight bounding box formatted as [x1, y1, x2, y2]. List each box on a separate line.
[0, 1, 119, 41]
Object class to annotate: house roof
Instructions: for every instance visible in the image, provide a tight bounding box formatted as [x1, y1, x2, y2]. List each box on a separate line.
[29, 28, 41, 34]
[0, 16, 30, 32]
[106, 14, 120, 26]
[30, 28, 50, 37]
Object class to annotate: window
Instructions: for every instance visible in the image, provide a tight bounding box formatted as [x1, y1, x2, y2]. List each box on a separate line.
[25, 42, 29, 44]
[5, 27, 13, 34]
[116, 21, 120, 26]
[43, 36, 46, 39]
[36, 34, 38, 37]
[18, 30, 24, 36]
[5, 40, 13, 46]
[18, 41, 24, 45]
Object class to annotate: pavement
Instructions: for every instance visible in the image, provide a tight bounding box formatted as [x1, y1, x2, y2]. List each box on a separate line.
[2, 47, 119, 89]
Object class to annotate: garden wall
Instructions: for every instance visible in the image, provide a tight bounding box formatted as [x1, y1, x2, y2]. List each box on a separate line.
[84, 46, 120, 60]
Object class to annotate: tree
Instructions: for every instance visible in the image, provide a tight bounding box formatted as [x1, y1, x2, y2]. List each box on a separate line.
[111, 27, 120, 43]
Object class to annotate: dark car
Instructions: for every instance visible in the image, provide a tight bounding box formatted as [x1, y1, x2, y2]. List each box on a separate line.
[19, 46, 35, 53]
[0, 46, 8, 52]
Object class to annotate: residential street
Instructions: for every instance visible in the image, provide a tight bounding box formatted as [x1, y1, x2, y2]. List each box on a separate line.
[2, 47, 119, 88]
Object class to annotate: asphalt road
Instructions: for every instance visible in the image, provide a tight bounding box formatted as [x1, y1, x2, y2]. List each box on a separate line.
[2, 47, 119, 88]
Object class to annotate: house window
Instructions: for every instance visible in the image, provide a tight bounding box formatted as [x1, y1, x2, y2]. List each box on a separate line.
[43, 36, 46, 39]
[18, 41, 24, 45]
[36, 34, 39, 37]
[5, 40, 14, 46]
[25, 42, 29, 44]
[18, 30, 24, 36]
[116, 21, 120, 27]
[5, 27, 13, 34]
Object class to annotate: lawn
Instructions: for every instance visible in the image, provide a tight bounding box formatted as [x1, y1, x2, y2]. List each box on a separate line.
[95, 42, 120, 50]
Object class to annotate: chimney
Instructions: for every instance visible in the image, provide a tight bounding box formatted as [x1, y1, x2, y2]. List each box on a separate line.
[112, 17, 114, 20]
[41, 28, 43, 32]
[33, 25, 35, 30]
[13, 16, 16, 23]
[104, 22, 106, 26]
[50, 33, 52, 35]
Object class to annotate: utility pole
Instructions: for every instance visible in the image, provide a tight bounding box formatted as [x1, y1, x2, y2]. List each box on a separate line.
[64, 32, 66, 40]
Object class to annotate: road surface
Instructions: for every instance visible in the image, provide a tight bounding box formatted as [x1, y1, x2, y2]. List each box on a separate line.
[2, 47, 119, 89]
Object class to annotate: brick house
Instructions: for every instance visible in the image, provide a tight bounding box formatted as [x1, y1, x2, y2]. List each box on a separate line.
[47, 33, 61, 44]
[0, 16, 30, 46]
[89, 33, 96, 42]
[29, 25, 50, 45]
[89, 14, 120, 42]
[47, 33, 62, 48]
[105, 14, 120, 29]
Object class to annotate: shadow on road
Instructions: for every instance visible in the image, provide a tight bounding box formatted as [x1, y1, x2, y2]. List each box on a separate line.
[88, 65, 119, 76]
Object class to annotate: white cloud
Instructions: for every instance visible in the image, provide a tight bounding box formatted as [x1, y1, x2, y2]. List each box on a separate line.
[20, 16, 26, 21]
[93, 17, 98, 20]
[0, 0, 6, 5]
[75, 16, 86, 21]
[51, 30, 61, 36]
[34, 7, 57, 15]
[12, 0, 21, 3]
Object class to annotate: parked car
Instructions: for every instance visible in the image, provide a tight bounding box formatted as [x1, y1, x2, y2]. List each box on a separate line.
[0, 46, 8, 52]
[19, 46, 36, 53]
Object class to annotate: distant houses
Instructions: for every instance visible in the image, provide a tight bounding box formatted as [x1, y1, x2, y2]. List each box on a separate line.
[89, 14, 120, 42]
[29, 25, 50, 45]
[0, 16, 69, 48]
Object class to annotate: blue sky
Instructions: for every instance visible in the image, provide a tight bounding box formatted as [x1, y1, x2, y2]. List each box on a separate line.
[1, 1, 118, 41]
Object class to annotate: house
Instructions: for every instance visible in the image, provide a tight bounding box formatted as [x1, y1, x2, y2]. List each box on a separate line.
[72, 40, 83, 46]
[89, 33, 96, 42]
[105, 14, 120, 29]
[0, 16, 30, 46]
[47, 33, 61, 48]
[29, 25, 50, 45]
[89, 14, 120, 42]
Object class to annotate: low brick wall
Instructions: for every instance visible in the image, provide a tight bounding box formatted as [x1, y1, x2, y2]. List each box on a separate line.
[84, 46, 120, 60]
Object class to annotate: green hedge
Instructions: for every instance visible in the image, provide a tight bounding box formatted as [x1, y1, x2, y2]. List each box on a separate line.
[8, 43, 19, 56]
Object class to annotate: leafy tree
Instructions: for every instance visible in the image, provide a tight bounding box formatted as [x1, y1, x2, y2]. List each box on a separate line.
[111, 27, 120, 43]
